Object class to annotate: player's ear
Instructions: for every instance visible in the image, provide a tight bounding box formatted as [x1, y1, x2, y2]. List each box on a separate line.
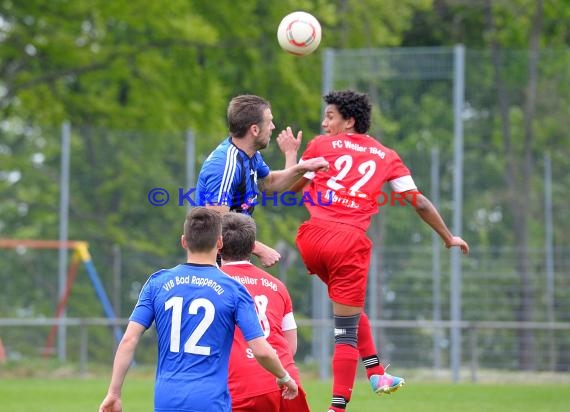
[346, 117, 356, 130]
[250, 123, 259, 136]
[181, 235, 187, 250]
[217, 236, 223, 251]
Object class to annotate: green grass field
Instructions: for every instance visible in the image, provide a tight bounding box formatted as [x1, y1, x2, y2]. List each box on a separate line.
[1, 375, 569, 412]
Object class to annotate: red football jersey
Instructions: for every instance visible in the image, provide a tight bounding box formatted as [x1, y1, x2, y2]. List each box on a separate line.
[223, 262, 300, 401]
[300, 132, 416, 231]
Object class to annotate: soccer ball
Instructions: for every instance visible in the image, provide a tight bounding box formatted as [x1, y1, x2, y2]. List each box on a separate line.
[277, 11, 322, 56]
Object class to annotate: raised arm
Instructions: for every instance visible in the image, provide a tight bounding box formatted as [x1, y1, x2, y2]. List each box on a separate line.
[274, 127, 318, 193]
[276, 126, 302, 169]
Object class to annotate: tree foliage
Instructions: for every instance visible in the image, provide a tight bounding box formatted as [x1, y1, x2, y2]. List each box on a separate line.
[1, 0, 569, 368]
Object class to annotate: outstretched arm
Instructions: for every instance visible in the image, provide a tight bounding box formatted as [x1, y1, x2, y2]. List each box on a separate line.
[259, 157, 328, 193]
[404, 191, 469, 254]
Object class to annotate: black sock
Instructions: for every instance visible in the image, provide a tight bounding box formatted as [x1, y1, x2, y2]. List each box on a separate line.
[362, 354, 381, 370]
[331, 395, 347, 409]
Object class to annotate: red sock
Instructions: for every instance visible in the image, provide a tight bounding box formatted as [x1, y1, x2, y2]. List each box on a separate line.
[357, 312, 385, 377]
[331, 343, 359, 409]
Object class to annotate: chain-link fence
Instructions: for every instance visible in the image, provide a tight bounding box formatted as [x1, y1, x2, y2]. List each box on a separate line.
[317, 45, 570, 379]
[1, 46, 569, 380]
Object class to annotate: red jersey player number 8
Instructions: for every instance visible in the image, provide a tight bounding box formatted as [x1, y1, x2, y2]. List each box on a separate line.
[253, 294, 271, 338]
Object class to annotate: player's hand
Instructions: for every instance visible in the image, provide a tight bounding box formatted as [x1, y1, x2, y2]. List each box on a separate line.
[301, 156, 329, 173]
[280, 378, 299, 400]
[99, 394, 122, 412]
[277, 127, 302, 155]
[254, 243, 281, 267]
[445, 236, 469, 255]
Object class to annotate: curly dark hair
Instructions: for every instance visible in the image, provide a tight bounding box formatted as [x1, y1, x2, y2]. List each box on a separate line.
[323, 90, 372, 133]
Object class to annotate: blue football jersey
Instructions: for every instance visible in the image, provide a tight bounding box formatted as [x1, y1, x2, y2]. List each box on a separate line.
[196, 137, 270, 215]
[130, 263, 264, 412]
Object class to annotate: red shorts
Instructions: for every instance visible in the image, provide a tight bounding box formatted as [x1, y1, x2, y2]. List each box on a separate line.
[296, 219, 372, 307]
[232, 387, 310, 412]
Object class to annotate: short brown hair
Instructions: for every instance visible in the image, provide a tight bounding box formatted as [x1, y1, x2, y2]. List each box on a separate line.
[183, 207, 222, 253]
[227, 94, 270, 138]
[220, 213, 256, 261]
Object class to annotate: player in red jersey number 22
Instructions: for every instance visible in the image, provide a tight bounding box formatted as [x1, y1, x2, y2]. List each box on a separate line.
[281, 90, 469, 412]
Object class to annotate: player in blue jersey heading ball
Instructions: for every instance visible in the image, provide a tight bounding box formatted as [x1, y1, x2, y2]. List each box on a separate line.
[99, 207, 298, 412]
[196, 94, 328, 267]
